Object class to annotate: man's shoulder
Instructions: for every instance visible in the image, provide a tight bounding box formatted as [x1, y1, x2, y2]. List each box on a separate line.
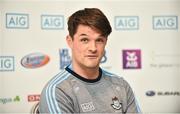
[43, 69, 73, 90]
[101, 68, 131, 88]
[50, 69, 71, 81]
[102, 69, 123, 82]
[101, 69, 121, 78]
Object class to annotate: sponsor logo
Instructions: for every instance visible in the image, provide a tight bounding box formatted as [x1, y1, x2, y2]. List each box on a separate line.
[21, 53, 50, 68]
[59, 49, 71, 70]
[0, 56, 15, 71]
[153, 16, 178, 30]
[146, 90, 156, 96]
[157, 91, 180, 96]
[146, 90, 180, 96]
[28, 95, 40, 102]
[100, 50, 112, 70]
[81, 102, 95, 112]
[41, 15, 64, 29]
[100, 50, 107, 63]
[6, 13, 29, 29]
[115, 16, 139, 30]
[122, 49, 141, 69]
[0, 96, 20, 104]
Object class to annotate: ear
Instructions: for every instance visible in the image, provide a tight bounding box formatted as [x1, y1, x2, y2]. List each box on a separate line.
[66, 35, 73, 49]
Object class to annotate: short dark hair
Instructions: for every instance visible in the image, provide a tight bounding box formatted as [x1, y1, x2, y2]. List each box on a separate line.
[67, 8, 112, 38]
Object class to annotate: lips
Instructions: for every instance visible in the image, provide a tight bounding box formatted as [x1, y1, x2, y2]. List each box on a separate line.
[86, 55, 98, 58]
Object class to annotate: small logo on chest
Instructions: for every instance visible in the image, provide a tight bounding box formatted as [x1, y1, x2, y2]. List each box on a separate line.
[80, 102, 95, 112]
[111, 97, 122, 110]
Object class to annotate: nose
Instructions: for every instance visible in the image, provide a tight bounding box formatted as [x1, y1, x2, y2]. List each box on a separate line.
[89, 41, 97, 53]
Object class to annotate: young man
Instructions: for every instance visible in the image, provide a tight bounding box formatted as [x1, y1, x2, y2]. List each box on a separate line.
[39, 8, 141, 113]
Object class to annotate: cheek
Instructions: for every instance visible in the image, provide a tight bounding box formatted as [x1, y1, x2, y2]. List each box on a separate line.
[100, 47, 106, 57]
[73, 43, 84, 54]
[99, 46, 105, 53]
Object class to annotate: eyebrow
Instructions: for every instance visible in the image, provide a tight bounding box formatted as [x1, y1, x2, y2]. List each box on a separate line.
[79, 33, 104, 38]
[79, 34, 88, 36]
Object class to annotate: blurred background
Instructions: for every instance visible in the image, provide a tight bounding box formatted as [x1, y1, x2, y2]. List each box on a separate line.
[0, 0, 180, 113]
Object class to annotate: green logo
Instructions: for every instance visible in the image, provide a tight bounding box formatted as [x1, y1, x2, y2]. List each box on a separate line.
[14, 96, 20, 102]
[0, 96, 21, 104]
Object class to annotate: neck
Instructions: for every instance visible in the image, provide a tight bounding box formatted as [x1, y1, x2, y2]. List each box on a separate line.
[72, 64, 99, 80]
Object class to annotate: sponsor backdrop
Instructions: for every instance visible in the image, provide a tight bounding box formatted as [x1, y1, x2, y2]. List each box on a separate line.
[0, 0, 180, 113]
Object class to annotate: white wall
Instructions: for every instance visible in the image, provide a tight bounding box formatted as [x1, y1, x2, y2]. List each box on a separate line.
[0, 0, 180, 113]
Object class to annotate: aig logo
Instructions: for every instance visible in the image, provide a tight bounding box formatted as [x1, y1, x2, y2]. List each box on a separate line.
[0, 56, 14, 71]
[115, 16, 139, 30]
[6, 13, 29, 29]
[41, 15, 64, 29]
[153, 16, 178, 30]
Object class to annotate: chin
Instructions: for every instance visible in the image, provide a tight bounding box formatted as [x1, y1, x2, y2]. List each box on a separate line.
[85, 63, 99, 69]
[79, 59, 100, 69]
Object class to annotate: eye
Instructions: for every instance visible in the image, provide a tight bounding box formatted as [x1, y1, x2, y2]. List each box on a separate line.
[80, 38, 89, 43]
[96, 38, 105, 43]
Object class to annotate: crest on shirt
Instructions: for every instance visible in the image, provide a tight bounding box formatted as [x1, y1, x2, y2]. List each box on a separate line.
[111, 97, 122, 110]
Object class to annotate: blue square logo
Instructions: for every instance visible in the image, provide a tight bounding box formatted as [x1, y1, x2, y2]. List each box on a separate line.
[0, 56, 15, 71]
[6, 13, 29, 29]
[153, 16, 178, 30]
[59, 49, 71, 69]
[41, 15, 64, 30]
[115, 16, 139, 30]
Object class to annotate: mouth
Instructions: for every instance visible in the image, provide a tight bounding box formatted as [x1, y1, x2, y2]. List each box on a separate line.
[86, 55, 98, 59]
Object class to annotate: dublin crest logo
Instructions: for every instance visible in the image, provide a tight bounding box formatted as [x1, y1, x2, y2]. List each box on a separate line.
[111, 97, 122, 110]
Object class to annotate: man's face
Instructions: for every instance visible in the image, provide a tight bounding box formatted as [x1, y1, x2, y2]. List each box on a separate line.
[67, 24, 107, 70]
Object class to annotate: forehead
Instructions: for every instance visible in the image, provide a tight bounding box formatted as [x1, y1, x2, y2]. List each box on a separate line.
[75, 24, 102, 37]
